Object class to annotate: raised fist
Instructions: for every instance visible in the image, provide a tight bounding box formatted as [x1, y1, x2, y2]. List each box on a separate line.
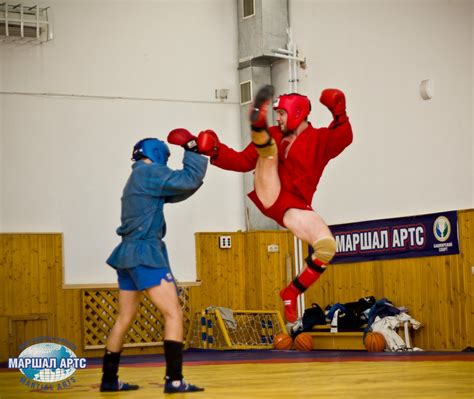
[197, 130, 220, 157]
[319, 88, 346, 117]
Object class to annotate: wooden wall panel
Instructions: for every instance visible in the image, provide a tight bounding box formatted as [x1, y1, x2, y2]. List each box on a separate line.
[192, 232, 247, 311]
[9, 317, 50, 357]
[190, 231, 293, 318]
[0, 235, 53, 317]
[304, 210, 474, 351]
[0, 233, 173, 361]
[244, 231, 293, 312]
[192, 210, 473, 351]
[1, 210, 472, 361]
[0, 317, 9, 360]
[190, 231, 294, 318]
[243, 231, 262, 310]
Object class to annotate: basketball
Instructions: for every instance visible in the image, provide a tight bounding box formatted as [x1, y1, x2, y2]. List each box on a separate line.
[273, 333, 293, 350]
[294, 333, 313, 351]
[364, 332, 386, 352]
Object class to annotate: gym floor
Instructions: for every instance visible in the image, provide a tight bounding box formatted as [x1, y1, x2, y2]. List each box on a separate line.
[1, 350, 473, 398]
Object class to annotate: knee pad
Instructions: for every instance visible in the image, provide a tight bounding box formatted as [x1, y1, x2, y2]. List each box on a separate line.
[312, 236, 336, 264]
[251, 129, 277, 158]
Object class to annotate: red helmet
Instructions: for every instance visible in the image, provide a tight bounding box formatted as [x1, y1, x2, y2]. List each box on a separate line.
[273, 93, 311, 131]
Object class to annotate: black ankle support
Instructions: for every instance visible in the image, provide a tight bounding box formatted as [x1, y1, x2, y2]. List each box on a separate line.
[305, 255, 327, 273]
[292, 277, 308, 293]
[164, 340, 184, 381]
[102, 349, 121, 384]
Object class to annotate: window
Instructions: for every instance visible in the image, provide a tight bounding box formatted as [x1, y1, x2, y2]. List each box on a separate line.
[242, 0, 255, 19]
[240, 81, 252, 105]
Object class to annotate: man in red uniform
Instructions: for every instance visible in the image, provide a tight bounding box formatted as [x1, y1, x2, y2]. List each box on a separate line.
[167, 86, 352, 323]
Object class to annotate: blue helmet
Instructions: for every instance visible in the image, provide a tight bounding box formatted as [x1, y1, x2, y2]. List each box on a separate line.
[132, 138, 170, 165]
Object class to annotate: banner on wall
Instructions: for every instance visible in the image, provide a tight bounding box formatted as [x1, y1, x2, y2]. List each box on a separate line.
[325, 211, 460, 264]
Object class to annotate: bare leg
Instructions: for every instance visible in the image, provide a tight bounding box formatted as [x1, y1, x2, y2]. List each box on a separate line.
[282, 208, 333, 244]
[106, 290, 141, 352]
[101, 290, 141, 391]
[147, 281, 205, 392]
[254, 155, 281, 209]
[146, 281, 183, 341]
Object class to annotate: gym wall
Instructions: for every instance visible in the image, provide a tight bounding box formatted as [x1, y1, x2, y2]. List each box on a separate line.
[0, 0, 245, 285]
[1, 0, 473, 285]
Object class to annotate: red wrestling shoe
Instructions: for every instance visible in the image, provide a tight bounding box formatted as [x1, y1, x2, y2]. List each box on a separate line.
[279, 286, 299, 323]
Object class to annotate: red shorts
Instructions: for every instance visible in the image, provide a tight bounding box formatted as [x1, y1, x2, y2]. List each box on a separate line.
[248, 189, 312, 227]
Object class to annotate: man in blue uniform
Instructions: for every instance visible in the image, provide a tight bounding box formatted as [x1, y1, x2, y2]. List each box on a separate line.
[100, 137, 207, 394]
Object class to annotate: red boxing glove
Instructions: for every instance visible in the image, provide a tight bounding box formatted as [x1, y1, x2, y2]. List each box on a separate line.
[319, 88, 346, 117]
[167, 128, 199, 152]
[250, 85, 274, 130]
[197, 130, 220, 157]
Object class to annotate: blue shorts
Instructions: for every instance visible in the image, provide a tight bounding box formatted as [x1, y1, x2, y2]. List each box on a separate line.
[117, 265, 175, 291]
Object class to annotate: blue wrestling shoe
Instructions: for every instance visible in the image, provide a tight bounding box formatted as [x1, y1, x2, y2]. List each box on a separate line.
[100, 380, 139, 392]
[164, 379, 205, 394]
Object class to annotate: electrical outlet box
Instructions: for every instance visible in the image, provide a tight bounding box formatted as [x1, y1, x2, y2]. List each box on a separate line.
[267, 244, 279, 253]
[219, 236, 232, 249]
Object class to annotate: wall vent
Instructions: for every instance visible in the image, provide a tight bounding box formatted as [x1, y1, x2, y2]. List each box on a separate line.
[240, 80, 252, 105]
[0, 2, 52, 43]
[242, 0, 255, 19]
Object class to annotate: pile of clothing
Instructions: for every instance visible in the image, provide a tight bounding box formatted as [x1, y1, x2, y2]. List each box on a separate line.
[293, 297, 423, 352]
[363, 298, 422, 351]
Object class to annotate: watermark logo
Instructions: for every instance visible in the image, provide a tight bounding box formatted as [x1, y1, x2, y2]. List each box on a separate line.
[8, 337, 86, 391]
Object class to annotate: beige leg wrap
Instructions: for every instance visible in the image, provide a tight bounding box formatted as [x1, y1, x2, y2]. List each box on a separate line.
[251, 129, 277, 158]
[312, 236, 337, 264]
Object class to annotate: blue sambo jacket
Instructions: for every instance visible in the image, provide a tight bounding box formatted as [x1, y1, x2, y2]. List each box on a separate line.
[106, 151, 208, 269]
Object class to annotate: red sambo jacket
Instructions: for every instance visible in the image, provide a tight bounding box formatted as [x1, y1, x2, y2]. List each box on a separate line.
[210, 120, 353, 207]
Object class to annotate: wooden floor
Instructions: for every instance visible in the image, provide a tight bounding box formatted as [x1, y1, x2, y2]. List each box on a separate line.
[1, 356, 473, 398]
